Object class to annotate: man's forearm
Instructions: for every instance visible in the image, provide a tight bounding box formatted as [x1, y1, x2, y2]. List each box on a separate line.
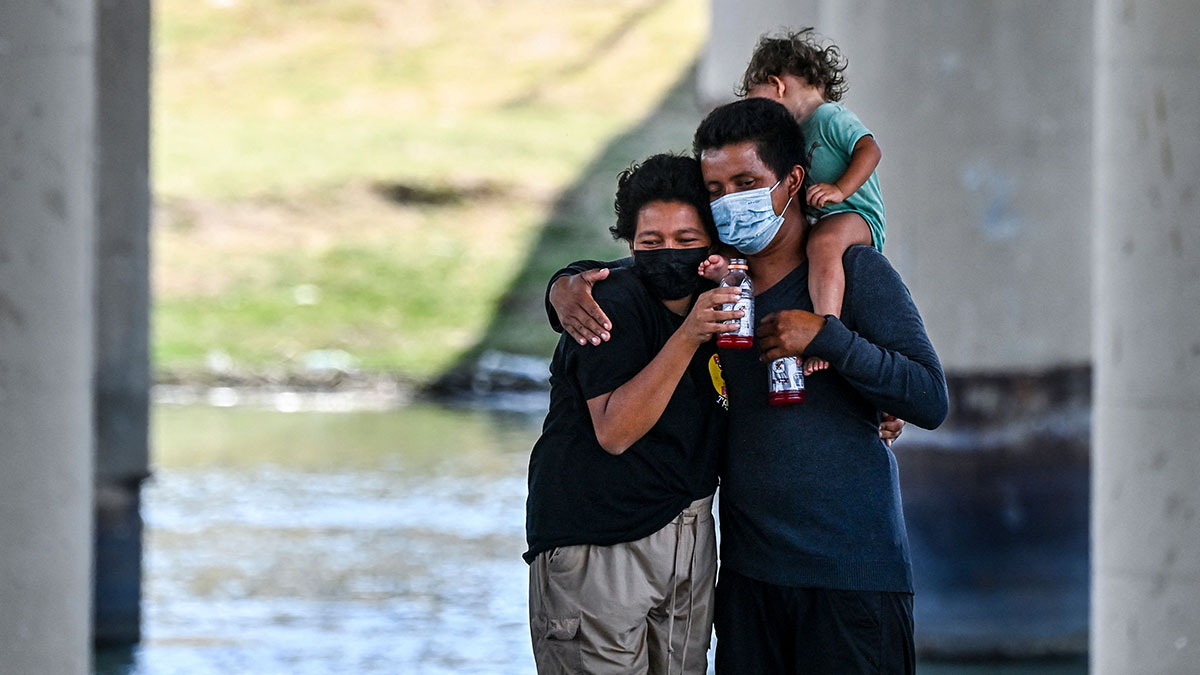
[544, 258, 628, 331]
[806, 316, 947, 430]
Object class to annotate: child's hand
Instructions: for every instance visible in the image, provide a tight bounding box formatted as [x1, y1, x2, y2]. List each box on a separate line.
[699, 254, 729, 282]
[807, 183, 846, 208]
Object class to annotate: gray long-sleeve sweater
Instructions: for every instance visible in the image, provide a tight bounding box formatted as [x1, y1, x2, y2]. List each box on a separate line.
[718, 245, 946, 592]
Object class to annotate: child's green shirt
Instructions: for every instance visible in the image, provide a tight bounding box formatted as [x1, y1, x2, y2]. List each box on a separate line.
[800, 102, 886, 251]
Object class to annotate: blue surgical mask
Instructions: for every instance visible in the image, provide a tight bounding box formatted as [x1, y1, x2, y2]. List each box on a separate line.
[709, 180, 794, 255]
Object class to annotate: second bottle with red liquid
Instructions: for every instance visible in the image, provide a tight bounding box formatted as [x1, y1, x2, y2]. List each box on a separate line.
[768, 356, 806, 406]
[716, 257, 805, 405]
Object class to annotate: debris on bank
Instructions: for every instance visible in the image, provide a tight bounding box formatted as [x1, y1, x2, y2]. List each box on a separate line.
[153, 377, 414, 413]
[153, 349, 552, 414]
[425, 350, 551, 414]
[155, 347, 413, 412]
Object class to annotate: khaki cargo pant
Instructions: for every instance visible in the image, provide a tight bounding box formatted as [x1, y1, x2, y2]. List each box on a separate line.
[529, 494, 716, 675]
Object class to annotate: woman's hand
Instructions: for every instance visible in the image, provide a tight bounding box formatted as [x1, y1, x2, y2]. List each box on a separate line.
[679, 287, 742, 345]
[879, 414, 905, 447]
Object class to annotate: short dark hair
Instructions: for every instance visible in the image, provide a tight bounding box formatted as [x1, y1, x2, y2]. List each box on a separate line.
[738, 28, 848, 102]
[611, 153, 717, 243]
[692, 98, 806, 182]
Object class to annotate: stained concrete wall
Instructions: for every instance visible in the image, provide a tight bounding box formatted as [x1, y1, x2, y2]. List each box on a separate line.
[701, 1, 1093, 656]
[817, 5, 1093, 654]
[1091, 1, 1200, 671]
[94, 0, 153, 647]
[0, 3, 97, 672]
[698, 0, 815, 103]
[700, 2, 1093, 372]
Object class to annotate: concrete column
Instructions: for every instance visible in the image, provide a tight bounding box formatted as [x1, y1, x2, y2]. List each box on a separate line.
[702, 1, 1094, 656]
[94, 0, 152, 647]
[0, 4, 97, 674]
[828, 4, 1094, 656]
[697, 0, 820, 109]
[819, 1, 1093, 372]
[1091, 1, 1200, 672]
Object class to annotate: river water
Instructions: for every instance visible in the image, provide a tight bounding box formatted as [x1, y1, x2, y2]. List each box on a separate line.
[94, 400, 1086, 674]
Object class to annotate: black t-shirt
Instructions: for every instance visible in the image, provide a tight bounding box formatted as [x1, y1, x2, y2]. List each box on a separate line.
[524, 268, 727, 563]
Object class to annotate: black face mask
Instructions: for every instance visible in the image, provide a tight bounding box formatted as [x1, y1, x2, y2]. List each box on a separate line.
[632, 247, 710, 300]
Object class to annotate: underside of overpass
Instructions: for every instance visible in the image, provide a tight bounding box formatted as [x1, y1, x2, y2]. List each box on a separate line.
[0, 1, 1196, 672]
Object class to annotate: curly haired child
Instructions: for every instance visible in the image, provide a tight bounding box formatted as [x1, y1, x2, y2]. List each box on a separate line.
[741, 28, 886, 375]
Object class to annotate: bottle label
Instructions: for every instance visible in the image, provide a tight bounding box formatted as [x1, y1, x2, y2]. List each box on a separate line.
[769, 357, 805, 394]
[722, 281, 754, 336]
[732, 295, 753, 336]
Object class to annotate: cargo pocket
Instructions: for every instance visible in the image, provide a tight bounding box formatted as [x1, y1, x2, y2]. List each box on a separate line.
[531, 613, 582, 674]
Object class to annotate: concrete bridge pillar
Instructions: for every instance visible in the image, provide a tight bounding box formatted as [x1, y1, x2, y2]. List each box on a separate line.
[697, 0, 818, 106]
[0, 3, 97, 673]
[94, 0, 152, 647]
[1091, 1, 1200, 672]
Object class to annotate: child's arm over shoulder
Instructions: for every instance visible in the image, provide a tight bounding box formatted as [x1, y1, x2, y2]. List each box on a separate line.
[806, 106, 882, 208]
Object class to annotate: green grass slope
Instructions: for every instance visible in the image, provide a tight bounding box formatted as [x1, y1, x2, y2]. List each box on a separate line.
[153, 0, 708, 384]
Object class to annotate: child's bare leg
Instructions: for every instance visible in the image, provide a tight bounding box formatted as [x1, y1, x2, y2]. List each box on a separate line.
[808, 212, 874, 316]
[805, 212, 874, 374]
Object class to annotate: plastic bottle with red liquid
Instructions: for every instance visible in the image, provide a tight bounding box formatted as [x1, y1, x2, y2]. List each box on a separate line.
[716, 258, 754, 349]
[768, 356, 807, 406]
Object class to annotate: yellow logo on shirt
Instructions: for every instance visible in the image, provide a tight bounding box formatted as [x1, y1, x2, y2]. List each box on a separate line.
[709, 354, 728, 410]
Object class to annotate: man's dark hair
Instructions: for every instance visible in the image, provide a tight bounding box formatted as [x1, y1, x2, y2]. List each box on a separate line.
[738, 28, 848, 101]
[610, 153, 717, 243]
[692, 97, 806, 182]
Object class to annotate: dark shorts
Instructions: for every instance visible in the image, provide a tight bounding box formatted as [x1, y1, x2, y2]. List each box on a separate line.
[714, 568, 915, 674]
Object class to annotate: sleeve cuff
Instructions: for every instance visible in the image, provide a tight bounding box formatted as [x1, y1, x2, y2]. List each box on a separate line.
[805, 314, 854, 364]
